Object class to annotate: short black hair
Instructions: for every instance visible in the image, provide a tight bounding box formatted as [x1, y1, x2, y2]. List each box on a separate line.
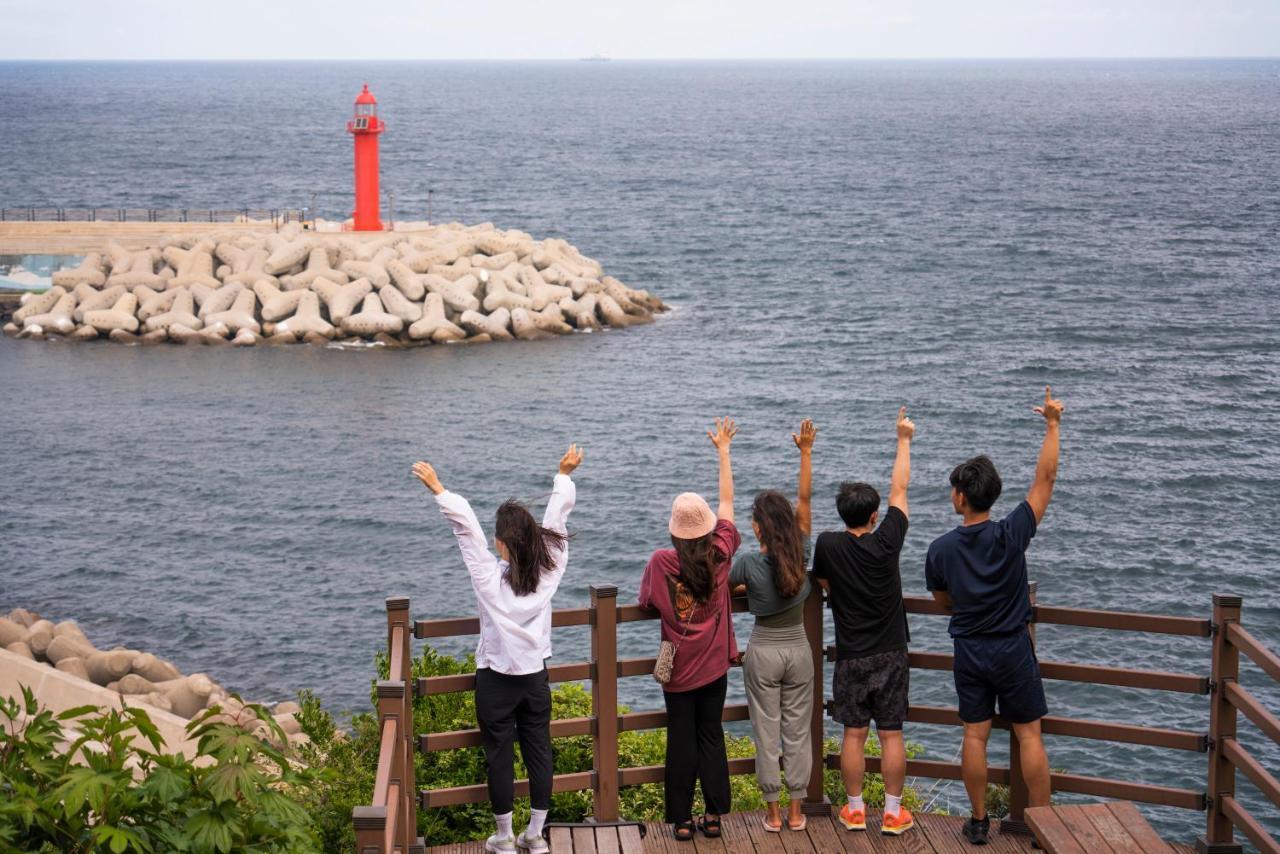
[949, 455, 1002, 512]
[836, 482, 880, 528]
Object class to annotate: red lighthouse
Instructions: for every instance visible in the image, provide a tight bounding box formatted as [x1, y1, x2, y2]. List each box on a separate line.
[346, 84, 385, 231]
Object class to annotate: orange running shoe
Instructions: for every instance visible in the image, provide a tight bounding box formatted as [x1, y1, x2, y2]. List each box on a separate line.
[882, 807, 915, 836]
[838, 804, 867, 831]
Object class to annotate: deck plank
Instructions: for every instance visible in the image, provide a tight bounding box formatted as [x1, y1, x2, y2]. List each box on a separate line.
[573, 826, 599, 854]
[1105, 803, 1173, 854]
[425, 809, 1179, 854]
[740, 809, 788, 853]
[1055, 805, 1116, 854]
[596, 826, 623, 854]
[1079, 803, 1138, 853]
[550, 826, 574, 852]
[617, 825, 646, 853]
[804, 810, 846, 853]
[1026, 807, 1088, 854]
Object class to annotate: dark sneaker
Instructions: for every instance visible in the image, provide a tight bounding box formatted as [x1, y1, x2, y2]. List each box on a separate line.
[963, 815, 990, 845]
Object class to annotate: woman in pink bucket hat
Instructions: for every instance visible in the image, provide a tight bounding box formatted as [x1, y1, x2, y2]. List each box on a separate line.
[638, 417, 742, 842]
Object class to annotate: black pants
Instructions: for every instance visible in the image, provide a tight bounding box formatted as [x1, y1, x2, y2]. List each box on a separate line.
[475, 667, 553, 815]
[662, 674, 731, 823]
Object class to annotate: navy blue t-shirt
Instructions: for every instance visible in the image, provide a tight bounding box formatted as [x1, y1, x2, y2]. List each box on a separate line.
[925, 501, 1037, 638]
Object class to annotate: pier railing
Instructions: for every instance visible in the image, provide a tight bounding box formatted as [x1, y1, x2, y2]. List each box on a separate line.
[0, 207, 304, 224]
[353, 587, 1279, 854]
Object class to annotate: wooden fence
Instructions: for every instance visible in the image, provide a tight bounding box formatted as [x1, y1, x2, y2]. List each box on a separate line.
[353, 587, 1279, 854]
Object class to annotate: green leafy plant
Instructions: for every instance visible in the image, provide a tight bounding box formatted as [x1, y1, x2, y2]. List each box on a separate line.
[0, 685, 319, 853]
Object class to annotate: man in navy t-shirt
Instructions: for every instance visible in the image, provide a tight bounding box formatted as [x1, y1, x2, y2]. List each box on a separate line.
[926, 386, 1063, 846]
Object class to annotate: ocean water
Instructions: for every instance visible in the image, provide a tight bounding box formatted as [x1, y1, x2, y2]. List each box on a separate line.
[1, 60, 1278, 843]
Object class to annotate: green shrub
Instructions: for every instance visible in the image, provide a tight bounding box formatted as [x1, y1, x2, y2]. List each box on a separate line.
[0, 686, 319, 853]
[299, 645, 926, 849]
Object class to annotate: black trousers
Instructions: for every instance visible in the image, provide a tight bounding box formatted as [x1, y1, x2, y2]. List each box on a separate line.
[662, 674, 731, 823]
[475, 667, 553, 815]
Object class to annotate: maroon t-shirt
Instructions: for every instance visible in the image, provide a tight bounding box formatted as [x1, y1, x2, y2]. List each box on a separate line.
[638, 519, 742, 693]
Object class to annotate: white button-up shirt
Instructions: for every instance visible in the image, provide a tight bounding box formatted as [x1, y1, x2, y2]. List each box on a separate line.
[433, 473, 575, 675]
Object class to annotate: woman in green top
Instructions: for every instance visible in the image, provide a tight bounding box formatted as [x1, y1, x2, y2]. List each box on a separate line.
[729, 419, 816, 832]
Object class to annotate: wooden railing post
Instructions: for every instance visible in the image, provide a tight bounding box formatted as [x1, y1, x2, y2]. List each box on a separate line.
[352, 805, 387, 854]
[1197, 594, 1244, 854]
[379, 681, 407, 854]
[1005, 581, 1037, 831]
[590, 584, 620, 821]
[386, 597, 423, 853]
[801, 576, 830, 815]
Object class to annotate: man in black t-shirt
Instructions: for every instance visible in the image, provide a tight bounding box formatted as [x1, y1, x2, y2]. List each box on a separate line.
[813, 407, 916, 836]
[925, 387, 1063, 846]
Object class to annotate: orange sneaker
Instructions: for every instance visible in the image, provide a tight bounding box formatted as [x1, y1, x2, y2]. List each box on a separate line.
[838, 804, 867, 831]
[881, 807, 915, 836]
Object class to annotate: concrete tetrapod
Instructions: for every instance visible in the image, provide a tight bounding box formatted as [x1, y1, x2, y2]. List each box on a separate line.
[375, 281, 423, 323]
[341, 293, 403, 336]
[143, 288, 202, 333]
[386, 259, 426, 300]
[22, 291, 78, 335]
[12, 286, 65, 325]
[264, 235, 314, 276]
[84, 292, 140, 333]
[460, 307, 514, 341]
[52, 253, 106, 288]
[408, 293, 466, 342]
[167, 246, 222, 290]
[423, 273, 480, 313]
[135, 286, 179, 322]
[107, 251, 164, 291]
[253, 280, 308, 322]
[280, 247, 348, 289]
[313, 277, 371, 326]
[197, 282, 244, 320]
[273, 291, 334, 339]
[204, 289, 260, 334]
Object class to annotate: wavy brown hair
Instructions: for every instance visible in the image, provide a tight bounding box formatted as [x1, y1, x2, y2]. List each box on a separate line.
[670, 532, 724, 603]
[752, 490, 806, 599]
[495, 500, 569, 597]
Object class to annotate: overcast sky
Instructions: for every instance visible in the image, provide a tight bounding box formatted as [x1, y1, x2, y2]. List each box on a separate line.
[1, 0, 1277, 60]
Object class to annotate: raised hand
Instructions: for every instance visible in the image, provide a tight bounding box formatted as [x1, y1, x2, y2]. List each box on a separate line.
[559, 443, 584, 475]
[1032, 385, 1064, 425]
[411, 461, 445, 495]
[707, 417, 738, 452]
[792, 419, 817, 452]
[896, 406, 916, 441]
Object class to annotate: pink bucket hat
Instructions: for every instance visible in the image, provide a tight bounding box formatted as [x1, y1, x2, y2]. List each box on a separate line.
[669, 492, 716, 539]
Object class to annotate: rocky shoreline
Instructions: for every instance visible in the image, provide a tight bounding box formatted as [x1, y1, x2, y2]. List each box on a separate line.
[1, 608, 308, 750]
[2, 221, 666, 347]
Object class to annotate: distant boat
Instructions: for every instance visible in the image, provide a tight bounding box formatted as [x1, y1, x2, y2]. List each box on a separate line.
[580, 55, 610, 62]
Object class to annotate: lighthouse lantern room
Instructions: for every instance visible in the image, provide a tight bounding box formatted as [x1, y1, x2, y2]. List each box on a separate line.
[346, 84, 385, 231]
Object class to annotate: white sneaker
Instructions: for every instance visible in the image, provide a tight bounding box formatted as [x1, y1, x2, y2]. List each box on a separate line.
[517, 829, 549, 853]
[485, 833, 517, 853]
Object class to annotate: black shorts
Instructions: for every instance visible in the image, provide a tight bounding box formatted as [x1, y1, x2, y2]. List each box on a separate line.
[952, 630, 1048, 724]
[831, 648, 909, 731]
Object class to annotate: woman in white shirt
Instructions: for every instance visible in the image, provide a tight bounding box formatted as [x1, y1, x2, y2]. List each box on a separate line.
[412, 444, 583, 854]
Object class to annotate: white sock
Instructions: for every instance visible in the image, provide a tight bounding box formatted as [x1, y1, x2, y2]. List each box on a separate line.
[885, 794, 902, 817]
[495, 812, 513, 838]
[847, 794, 864, 812]
[527, 808, 548, 837]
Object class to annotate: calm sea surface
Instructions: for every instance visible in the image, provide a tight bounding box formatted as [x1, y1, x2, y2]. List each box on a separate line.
[1, 60, 1278, 841]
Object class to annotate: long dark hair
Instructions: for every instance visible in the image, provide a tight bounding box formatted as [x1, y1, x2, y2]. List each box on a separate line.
[752, 490, 806, 599]
[495, 500, 569, 597]
[670, 532, 723, 603]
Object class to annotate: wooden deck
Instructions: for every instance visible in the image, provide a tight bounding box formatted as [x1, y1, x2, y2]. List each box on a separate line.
[422, 808, 1196, 854]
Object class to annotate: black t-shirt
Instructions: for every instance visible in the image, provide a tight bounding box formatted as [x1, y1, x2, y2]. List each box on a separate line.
[925, 500, 1037, 637]
[812, 506, 910, 659]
